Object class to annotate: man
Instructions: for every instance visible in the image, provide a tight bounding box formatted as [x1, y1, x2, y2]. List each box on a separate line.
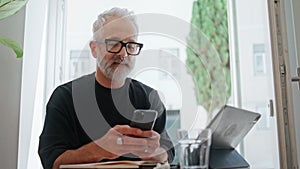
[38, 7, 175, 169]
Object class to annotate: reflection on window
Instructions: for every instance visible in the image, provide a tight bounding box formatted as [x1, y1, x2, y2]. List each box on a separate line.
[255, 104, 270, 130]
[253, 44, 266, 76]
[69, 50, 92, 79]
[166, 109, 180, 163]
[159, 48, 180, 80]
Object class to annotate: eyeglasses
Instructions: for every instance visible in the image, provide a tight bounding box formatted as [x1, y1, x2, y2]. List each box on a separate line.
[95, 39, 143, 56]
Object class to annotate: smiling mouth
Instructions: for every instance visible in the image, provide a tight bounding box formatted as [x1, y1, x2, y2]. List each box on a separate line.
[112, 63, 121, 66]
[113, 58, 126, 64]
[111, 62, 127, 67]
[113, 61, 124, 64]
[109, 57, 128, 68]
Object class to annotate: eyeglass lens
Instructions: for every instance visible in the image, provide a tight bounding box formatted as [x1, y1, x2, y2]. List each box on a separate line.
[106, 40, 142, 55]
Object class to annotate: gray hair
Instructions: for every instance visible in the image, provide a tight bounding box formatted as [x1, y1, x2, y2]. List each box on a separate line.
[92, 7, 138, 39]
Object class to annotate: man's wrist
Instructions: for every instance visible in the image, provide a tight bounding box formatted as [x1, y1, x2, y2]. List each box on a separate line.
[82, 141, 115, 162]
[52, 141, 113, 169]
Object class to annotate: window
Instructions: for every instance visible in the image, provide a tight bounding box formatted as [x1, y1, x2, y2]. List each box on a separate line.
[159, 48, 180, 79]
[228, 1, 279, 168]
[253, 44, 267, 76]
[20, 0, 282, 168]
[69, 50, 93, 79]
[61, 0, 281, 168]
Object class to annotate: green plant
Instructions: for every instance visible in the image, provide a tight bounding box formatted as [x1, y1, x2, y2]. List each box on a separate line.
[0, 0, 28, 58]
[186, 0, 231, 113]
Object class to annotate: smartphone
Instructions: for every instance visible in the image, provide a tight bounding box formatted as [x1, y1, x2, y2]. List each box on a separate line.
[130, 109, 158, 131]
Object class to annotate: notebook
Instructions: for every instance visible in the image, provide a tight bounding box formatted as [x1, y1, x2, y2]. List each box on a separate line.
[206, 105, 261, 169]
[59, 160, 158, 168]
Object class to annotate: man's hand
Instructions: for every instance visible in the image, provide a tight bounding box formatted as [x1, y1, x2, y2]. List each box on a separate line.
[94, 125, 150, 159]
[95, 125, 167, 163]
[52, 125, 168, 169]
[128, 130, 168, 163]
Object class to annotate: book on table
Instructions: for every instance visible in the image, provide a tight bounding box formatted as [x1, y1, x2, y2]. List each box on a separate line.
[59, 160, 159, 168]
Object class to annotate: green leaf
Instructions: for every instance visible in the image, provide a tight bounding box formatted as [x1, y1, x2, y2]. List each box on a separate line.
[0, 0, 11, 7]
[0, 0, 28, 20]
[186, 0, 230, 111]
[0, 36, 23, 58]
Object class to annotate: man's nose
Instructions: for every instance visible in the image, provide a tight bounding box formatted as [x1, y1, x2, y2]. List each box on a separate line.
[118, 46, 128, 57]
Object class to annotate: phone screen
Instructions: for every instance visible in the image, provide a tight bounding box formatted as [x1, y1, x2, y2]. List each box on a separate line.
[130, 109, 158, 131]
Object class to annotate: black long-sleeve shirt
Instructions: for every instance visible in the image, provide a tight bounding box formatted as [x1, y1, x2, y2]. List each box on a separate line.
[38, 73, 175, 169]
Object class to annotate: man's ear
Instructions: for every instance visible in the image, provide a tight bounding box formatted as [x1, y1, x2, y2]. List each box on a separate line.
[89, 41, 98, 59]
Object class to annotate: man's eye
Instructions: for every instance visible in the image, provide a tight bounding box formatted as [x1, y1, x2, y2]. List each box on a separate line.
[127, 44, 137, 50]
[108, 42, 119, 48]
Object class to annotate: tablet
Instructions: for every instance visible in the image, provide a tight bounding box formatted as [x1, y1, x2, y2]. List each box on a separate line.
[206, 105, 261, 149]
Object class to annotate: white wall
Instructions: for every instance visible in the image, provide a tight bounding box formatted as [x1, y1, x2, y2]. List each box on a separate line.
[0, 9, 25, 168]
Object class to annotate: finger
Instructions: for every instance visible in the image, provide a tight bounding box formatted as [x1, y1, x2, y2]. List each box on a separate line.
[132, 147, 156, 159]
[144, 146, 156, 154]
[141, 130, 161, 139]
[136, 130, 153, 138]
[138, 147, 166, 160]
[122, 136, 147, 145]
[114, 125, 143, 136]
[147, 139, 160, 149]
[122, 145, 148, 152]
[132, 151, 148, 159]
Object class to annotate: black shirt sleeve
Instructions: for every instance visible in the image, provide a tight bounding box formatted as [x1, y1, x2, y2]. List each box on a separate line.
[38, 84, 78, 169]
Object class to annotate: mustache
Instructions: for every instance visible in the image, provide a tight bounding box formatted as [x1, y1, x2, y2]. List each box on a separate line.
[112, 57, 128, 64]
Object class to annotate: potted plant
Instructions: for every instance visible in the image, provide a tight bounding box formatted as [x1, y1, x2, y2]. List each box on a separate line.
[0, 0, 28, 58]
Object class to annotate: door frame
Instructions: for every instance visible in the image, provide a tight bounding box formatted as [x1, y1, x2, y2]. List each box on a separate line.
[268, 0, 299, 168]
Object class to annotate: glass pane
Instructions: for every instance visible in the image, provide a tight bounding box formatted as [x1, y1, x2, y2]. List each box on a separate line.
[228, 0, 280, 168]
[62, 0, 280, 168]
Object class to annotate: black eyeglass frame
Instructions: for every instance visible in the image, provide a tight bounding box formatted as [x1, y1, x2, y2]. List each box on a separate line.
[95, 39, 143, 56]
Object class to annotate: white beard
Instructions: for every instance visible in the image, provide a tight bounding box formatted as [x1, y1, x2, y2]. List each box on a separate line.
[97, 56, 135, 81]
